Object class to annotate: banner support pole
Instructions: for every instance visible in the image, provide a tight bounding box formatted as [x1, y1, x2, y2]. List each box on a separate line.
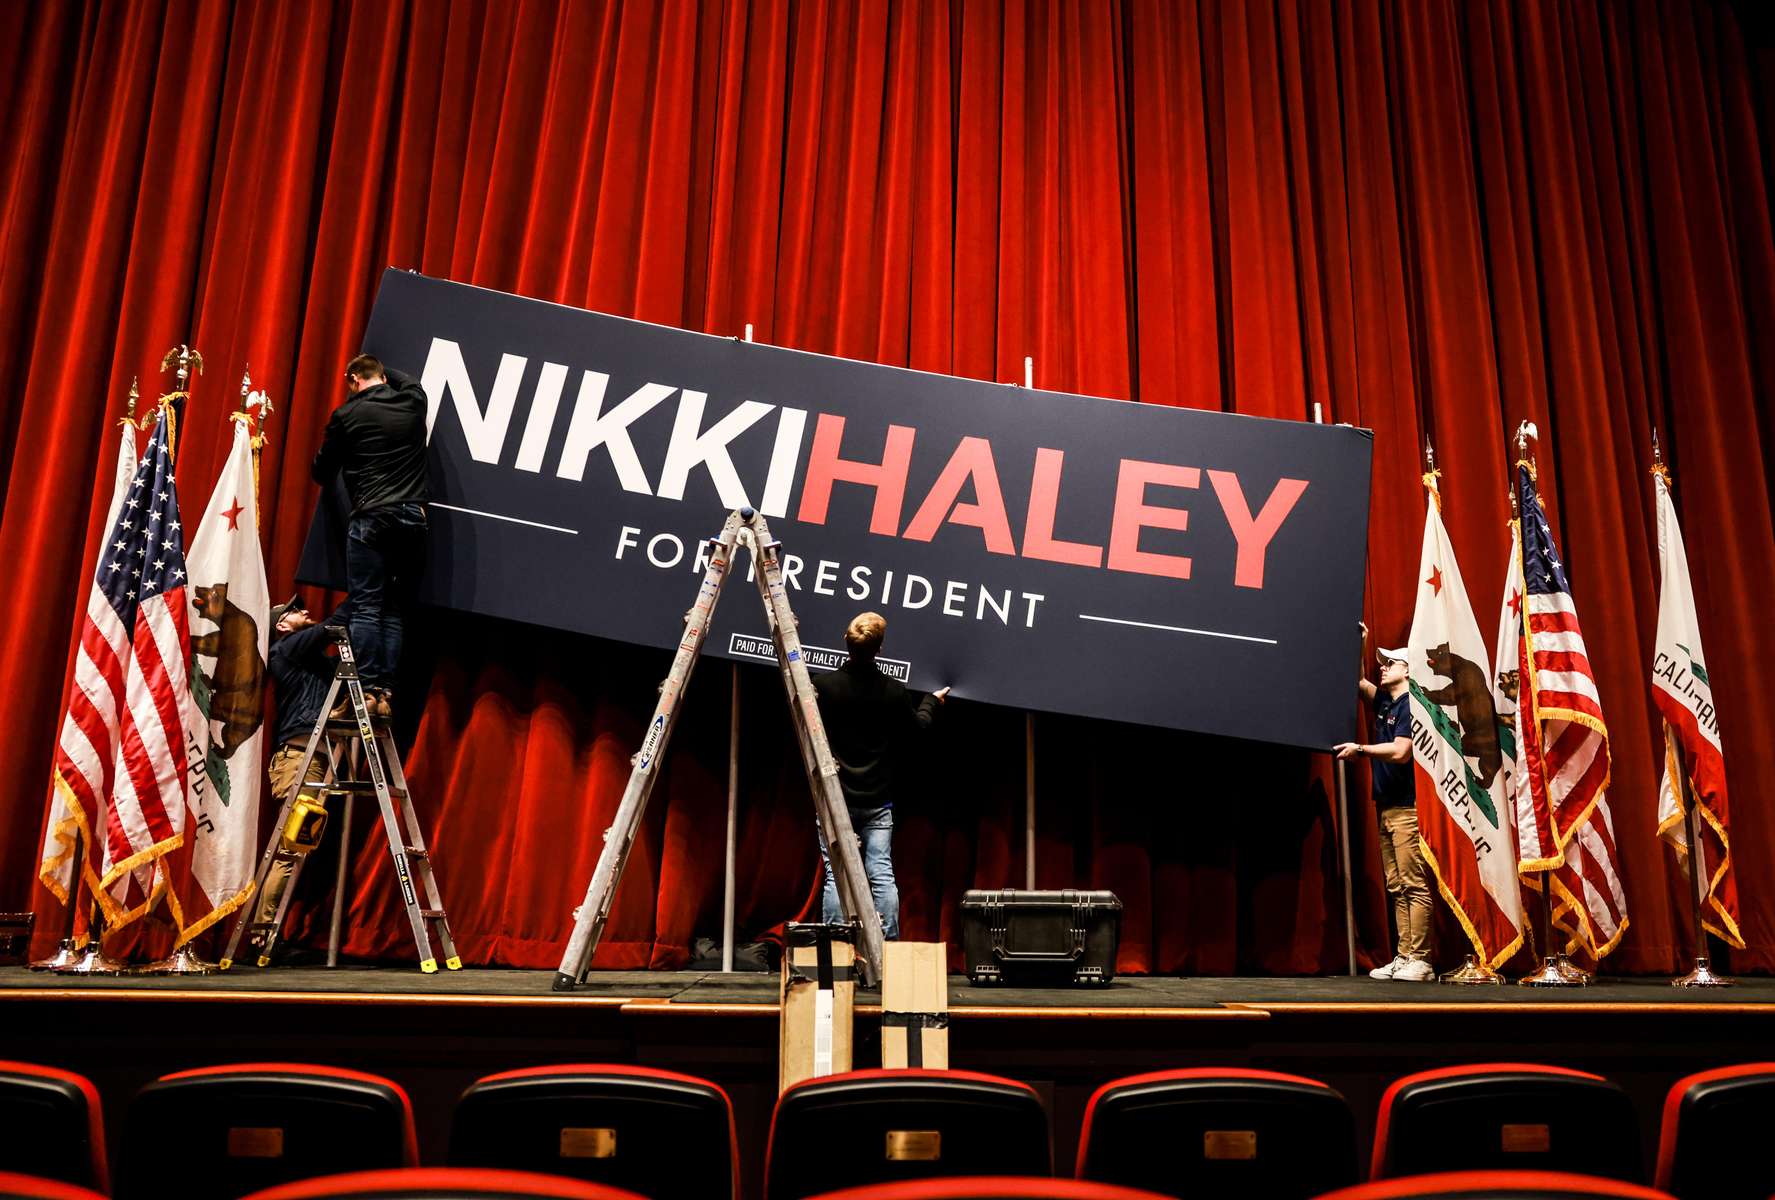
[722, 664, 740, 973]
[721, 321, 756, 973]
[1022, 355, 1036, 891]
[1317, 404, 1358, 976]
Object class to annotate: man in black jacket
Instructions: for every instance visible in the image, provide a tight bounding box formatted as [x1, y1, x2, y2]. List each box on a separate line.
[810, 612, 948, 939]
[312, 353, 429, 717]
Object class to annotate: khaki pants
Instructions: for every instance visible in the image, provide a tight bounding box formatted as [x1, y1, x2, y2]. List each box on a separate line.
[250, 743, 328, 931]
[1377, 805, 1433, 960]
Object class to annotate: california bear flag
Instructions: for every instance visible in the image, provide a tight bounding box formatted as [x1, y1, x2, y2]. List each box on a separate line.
[1408, 483, 1525, 969]
[1652, 468, 1743, 948]
[164, 417, 268, 944]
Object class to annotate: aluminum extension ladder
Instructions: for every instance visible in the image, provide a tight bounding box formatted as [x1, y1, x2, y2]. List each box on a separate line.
[554, 507, 886, 990]
[220, 626, 461, 973]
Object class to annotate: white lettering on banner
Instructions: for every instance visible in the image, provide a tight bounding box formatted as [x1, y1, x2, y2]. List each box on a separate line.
[422, 338, 528, 463]
[761, 408, 808, 518]
[614, 525, 1046, 629]
[657, 391, 774, 505]
[514, 361, 570, 472]
[554, 373, 674, 494]
[424, 341, 1316, 590]
[729, 633, 913, 681]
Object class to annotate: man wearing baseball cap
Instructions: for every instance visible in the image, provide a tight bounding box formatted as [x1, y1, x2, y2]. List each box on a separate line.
[1335, 624, 1431, 981]
[244, 593, 339, 945]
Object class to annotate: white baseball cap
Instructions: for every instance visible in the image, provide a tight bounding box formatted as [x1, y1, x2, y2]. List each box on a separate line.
[1378, 646, 1408, 665]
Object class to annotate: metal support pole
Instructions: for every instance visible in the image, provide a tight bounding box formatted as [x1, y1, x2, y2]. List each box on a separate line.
[1024, 712, 1036, 890]
[1334, 757, 1356, 976]
[722, 664, 740, 972]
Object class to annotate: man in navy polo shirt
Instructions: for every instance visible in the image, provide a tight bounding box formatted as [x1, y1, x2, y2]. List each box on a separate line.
[1336, 626, 1431, 981]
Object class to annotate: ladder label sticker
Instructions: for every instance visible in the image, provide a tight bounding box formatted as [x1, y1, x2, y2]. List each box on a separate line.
[727, 634, 910, 682]
[637, 713, 667, 770]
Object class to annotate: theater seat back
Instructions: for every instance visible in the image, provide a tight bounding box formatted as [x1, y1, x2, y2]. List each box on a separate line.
[1076, 1068, 1357, 1198]
[1655, 1063, 1775, 1199]
[238, 1166, 651, 1199]
[766, 1070, 1051, 1200]
[450, 1065, 737, 1199]
[0, 1062, 108, 1191]
[1374, 1065, 1641, 1182]
[119, 1062, 418, 1200]
[1314, 1168, 1678, 1199]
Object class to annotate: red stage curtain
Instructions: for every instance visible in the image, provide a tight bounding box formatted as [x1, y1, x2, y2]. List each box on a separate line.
[3, 0, 1772, 974]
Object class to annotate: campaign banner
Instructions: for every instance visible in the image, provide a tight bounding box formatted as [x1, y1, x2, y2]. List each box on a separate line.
[300, 270, 1373, 749]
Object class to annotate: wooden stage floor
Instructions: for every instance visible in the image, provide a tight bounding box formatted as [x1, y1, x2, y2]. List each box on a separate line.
[5, 966, 1771, 1194]
[6, 963, 1775, 1013]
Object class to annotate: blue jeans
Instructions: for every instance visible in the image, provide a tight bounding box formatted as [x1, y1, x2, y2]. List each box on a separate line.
[342, 503, 427, 688]
[818, 805, 899, 940]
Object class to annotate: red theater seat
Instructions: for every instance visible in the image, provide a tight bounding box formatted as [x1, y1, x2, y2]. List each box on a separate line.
[1653, 1062, 1775, 1199]
[1074, 1067, 1357, 1198]
[765, 1069, 1051, 1200]
[1313, 1169, 1676, 1199]
[1372, 1064, 1641, 1182]
[806, 1181, 1174, 1200]
[118, 1062, 418, 1200]
[0, 1062, 108, 1191]
[239, 1168, 649, 1199]
[0, 1173, 109, 1200]
[449, 1063, 737, 1199]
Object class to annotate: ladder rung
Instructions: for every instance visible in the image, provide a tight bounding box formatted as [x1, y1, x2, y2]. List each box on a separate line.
[325, 780, 404, 796]
[402, 848, 429, 860]
[419, 909, 447, 919]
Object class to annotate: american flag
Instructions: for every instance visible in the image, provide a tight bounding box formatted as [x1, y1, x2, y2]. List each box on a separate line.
[1514, 463, 1628, 958]
[45, 402, 194, 930]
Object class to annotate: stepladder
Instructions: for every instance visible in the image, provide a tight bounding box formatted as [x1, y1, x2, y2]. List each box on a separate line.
[554, 507, 886, 990]
[221, 625, 461, 973]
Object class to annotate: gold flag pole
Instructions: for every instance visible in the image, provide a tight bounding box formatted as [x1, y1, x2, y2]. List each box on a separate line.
[1420, 441, 1504, 986]
[138, 344, 216, 976]
[1656, 432, 1732, 988]
[1512, 422, 1587, 987]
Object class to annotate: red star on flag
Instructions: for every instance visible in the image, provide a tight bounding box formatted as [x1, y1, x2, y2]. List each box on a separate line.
[1426, 564, 1443, 595]
[221, 499, 245, 530]
[1508, 586, 1522, 618]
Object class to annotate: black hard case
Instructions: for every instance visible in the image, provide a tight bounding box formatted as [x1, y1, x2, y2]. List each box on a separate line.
[959, 889, 1123, 985]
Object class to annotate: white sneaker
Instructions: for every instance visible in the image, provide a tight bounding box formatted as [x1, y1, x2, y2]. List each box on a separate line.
[1369, 954, 1408, 980]
[1393, 958, 1436, 982]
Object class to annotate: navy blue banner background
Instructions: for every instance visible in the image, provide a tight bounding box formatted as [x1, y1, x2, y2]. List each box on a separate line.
[301, 270, 1372, 749]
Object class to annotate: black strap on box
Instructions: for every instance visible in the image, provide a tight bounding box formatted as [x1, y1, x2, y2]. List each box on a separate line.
[881, 1010, 948, 1068]
[785, 921, 856, 988]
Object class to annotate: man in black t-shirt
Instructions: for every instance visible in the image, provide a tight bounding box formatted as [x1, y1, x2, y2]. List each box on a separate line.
[810, 612, 948, 939]
[312, 353, 429, 718]
[1336, 625, 1432, 981]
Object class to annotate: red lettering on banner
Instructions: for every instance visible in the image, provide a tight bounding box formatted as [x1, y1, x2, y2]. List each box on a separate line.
[796, 413, 915, 535]
[1022, 447, 1102, 567]
[1108, 460, 1199, 579]
[1206, 470, 1308, 589]
[902, 436, 1017, 554]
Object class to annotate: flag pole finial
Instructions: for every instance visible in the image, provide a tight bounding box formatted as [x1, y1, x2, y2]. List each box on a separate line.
[1651, 427, 1672, 490]
[1514, 420, 1539, 482]
[126, 377, 139, 421]
[1421, 438, 1442, 509]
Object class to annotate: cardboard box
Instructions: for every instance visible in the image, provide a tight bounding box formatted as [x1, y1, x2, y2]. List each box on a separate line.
[779, 923, 855, 1092]
[881, 940, 949, 1069]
